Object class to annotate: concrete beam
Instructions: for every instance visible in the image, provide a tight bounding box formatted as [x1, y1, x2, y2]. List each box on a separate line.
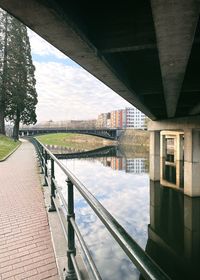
[0, 0, 156, 120]
[151, 0, 200, 118]
[148, 116, 200, 131]
[189, 102, 200, 115]
[101, 43, 156, 54]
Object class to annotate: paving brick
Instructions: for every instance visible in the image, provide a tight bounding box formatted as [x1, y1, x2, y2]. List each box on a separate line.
[2, 267, 24, 279]
[0, 141, 58, 280]
[14, 269, 38, 280]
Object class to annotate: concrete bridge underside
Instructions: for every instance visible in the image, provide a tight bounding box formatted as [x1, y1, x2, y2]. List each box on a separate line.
[2, 1, 200, 198]
[1, 0, 200, 121]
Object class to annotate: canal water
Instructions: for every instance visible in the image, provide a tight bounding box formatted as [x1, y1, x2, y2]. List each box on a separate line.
[47, 144, 200, 280]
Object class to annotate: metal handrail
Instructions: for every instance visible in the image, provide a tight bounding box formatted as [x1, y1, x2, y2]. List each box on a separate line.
[32, 138, 170, 280]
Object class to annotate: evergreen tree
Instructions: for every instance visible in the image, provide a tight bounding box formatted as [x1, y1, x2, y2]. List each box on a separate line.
[0, 9, 37, 139]
[0, 10, 8, 134]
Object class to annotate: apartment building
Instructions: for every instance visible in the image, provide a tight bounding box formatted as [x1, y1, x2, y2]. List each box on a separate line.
[96, 113, 110, 128]
[97, 107, 146, 129]
[125, 107, 146, 129]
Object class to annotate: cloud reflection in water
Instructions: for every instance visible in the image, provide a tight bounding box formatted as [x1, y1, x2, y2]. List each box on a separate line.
[55, 158, 149, 280]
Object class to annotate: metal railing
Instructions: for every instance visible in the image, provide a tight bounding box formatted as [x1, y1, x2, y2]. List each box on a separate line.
[32, 138, 170, 280]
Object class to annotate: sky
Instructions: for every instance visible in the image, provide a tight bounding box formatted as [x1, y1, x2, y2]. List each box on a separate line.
[27, 29, 133, 122]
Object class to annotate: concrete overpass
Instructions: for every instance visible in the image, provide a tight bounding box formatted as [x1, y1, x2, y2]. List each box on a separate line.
[1, 0, 200, 121]
[2, 1, 200, 198]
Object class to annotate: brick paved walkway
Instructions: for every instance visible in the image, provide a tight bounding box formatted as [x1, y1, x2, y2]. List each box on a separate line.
[0, 140, 59, 280]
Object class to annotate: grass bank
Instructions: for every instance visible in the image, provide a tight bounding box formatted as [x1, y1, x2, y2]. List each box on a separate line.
[36, 133, 115, 151]
[0, 134, 20, 161]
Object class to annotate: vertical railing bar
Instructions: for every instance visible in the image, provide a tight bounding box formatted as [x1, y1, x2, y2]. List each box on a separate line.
[65, 178, 76, 280]
[53, 186, 101, 279]
[40, 146, 44, 174]
[55, 187, 102, 280]
[43, 149, 48, 186]
[49, 158, 56, 212]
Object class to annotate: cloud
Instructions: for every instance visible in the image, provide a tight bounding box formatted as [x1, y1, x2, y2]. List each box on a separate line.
[34, 60, 132, 121]
[55, 157, 149, 279]
[28, 28, 66, 59]
[28, 28, 133, 122]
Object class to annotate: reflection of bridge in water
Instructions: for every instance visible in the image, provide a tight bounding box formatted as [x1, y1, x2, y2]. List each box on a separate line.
[47, 144, 148, 174]
[52, 145, 120, 159]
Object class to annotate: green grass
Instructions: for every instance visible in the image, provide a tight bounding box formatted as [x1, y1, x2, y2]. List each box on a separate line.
[36, 133, 114, 151]
[36, 133, 80, 146]
[0, 134, 20, 160]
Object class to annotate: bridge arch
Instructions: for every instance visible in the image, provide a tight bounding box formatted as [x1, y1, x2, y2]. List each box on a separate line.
[19, 128, 123, 141]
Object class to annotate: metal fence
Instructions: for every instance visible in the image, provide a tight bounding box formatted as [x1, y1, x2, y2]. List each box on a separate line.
[32, 138, 170, 280]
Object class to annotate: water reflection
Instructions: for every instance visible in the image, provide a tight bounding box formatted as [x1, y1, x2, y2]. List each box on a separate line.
[46, 141, 200, 280]
[51, 144, 149, 280]
[148, 181, 200, 280]
[160, 132, 184, 190]
[50, 144, 149, 174]
[149, 130, 200, 279]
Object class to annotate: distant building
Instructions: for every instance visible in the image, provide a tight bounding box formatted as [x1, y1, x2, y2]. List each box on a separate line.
[125, 107, 146, 129]
[96, 113, 110, 128]
[110, 111, 117, 128]
[109, 107, 146, 129]
[96, 106, 147, 129]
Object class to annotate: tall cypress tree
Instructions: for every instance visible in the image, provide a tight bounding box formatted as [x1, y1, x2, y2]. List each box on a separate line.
[0, 10, 8, 134]
[0, 9, 37, 139]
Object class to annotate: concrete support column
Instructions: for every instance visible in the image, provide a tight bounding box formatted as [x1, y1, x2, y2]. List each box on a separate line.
[184, 129, 200, 196]
[160, 133, 167, 184]
[150, 131, 160, 181]
[176, 133, 184, 161]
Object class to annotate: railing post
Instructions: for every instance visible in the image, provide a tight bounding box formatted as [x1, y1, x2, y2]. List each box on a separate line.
[43, 150, 48, 186]
[37, 143, 43, 173]
[40, 146, 44, 174]
[49, 158, 56, 212]
[65, 178, 76, 280]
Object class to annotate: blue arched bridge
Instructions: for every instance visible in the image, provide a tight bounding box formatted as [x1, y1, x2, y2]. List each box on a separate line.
[19, 127, 123, 140]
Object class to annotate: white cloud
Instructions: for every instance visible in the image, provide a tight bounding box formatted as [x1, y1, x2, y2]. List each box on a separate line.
[34, 61, 132, 121]
[28, 28, 66, 59]
[55, 158, 149, 280]
[28, 28, 133, 122]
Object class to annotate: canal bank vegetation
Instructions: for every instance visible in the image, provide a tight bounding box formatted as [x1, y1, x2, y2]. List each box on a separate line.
[36, 133, 116, 151]
[0, 134, 20, 161]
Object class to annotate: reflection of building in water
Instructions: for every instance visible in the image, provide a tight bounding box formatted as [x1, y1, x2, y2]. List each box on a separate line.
[160, 131, 184, 190]
[146, 181, 200, 280]
[111, 157, 126, 170]
[99, 157, 148, 174]
[149, 126, 200, 197]
[99, 157, 126, 171]
[126, 158, 147, 173]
